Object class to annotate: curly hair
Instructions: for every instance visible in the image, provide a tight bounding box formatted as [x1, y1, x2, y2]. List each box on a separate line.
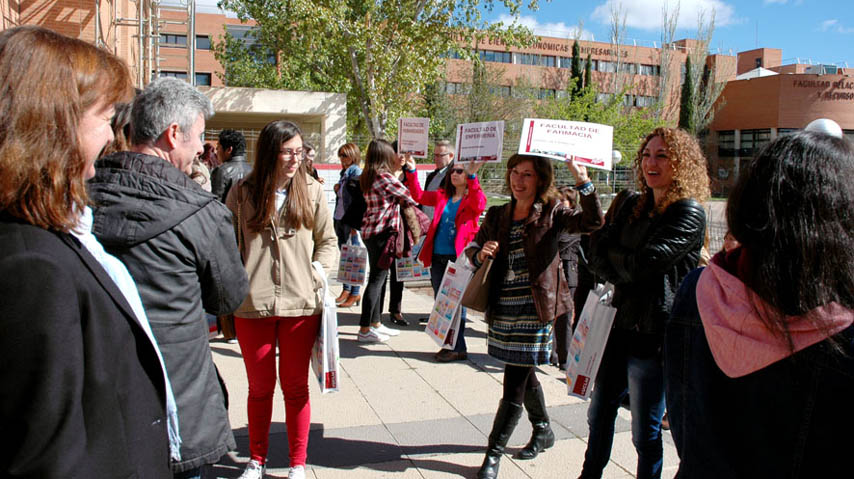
[632, 127, 710, 218]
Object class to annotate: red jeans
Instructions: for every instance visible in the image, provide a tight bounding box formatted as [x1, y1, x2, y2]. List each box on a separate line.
[235, 314, 320, 467]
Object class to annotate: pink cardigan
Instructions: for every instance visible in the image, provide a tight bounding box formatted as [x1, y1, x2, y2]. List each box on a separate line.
[404, 169, 486, 267]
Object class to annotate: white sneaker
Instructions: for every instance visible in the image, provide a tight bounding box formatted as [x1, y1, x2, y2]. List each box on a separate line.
[238, 459, 265, 479]
[288, 465, 306, 479]
[372, 324, 400, 336]
[358, 329, 389, 342]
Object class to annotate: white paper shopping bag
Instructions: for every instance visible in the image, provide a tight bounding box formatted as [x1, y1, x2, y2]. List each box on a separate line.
[425, 256, 473, 349]
[337, 241, 368, 287]
[566, 282, 617, 399]
[311, 262, 340, 393]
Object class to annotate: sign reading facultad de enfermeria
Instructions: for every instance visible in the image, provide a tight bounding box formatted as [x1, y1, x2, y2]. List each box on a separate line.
[793, 79, 854, 101]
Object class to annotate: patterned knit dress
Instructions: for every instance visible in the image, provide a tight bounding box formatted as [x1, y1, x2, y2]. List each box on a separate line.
[487, 220, 553, 366]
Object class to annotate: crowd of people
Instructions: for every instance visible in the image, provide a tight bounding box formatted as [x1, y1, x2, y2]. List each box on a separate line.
[1, 25, 852, 479]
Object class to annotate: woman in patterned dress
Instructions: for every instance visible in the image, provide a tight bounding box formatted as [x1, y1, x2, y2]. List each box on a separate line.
[466, 154, 603, 478]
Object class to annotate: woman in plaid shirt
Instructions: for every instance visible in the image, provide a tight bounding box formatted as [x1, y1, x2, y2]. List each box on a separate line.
[358, 139, 419, 342]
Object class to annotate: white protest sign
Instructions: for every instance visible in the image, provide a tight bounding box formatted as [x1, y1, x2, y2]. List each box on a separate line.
[397, 117, 430, 158]
[518, 118, 614, 171]
[454, 120, 504, 163]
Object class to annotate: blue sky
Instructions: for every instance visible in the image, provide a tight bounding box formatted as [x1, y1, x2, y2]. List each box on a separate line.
[485, 0, 854, 68]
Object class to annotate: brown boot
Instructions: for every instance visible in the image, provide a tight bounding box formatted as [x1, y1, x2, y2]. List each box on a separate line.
[335, 290, 350, 305]
[339, 294, 361, 308]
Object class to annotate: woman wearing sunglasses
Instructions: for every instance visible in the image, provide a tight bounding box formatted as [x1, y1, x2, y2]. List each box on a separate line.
[403, 158, 486, 361]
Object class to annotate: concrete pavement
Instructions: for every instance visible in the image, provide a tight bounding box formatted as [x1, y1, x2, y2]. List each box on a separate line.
[209, 279, 679, 478]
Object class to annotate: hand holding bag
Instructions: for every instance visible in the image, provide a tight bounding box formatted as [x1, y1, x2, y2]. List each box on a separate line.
[461, 256, 493, 313]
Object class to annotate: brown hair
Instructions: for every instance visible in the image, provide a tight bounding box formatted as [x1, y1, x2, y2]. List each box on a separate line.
[245, 120, 315, 233]
[504, 154, 559, 203]
[338, 142, 361, 167]
[632, 127, 710, 218]
[0, 26, 132, 231]
[360, 139, 396, 194]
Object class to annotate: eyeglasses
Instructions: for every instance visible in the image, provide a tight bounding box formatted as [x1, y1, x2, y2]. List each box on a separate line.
[280, 148, 305, 161]
[451, 168, 465, 174]
[433, 152, 451, 158]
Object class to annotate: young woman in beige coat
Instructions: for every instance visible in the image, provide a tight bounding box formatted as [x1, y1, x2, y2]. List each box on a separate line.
[226, 120, 338, 479]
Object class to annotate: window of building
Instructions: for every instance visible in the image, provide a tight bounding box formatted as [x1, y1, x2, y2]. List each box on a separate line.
[739, 129, 771, 157]
[595, 92, 613, 103]
[618, 62, 636, 74]
[597, 61, 616, 73]
[443, 49, 466, 59]
[479, 50, 511, 64]
[718, 130, 735, 157]
[588, 59, 598, 71]
[538, 88, 556, 99]
[490, 85, 511, 97]
[224, 25, 276, 66]
[622, 94, 634, 107]
[558, 56, 572, 69]
[639, 64, 660, 76]
[195, 72, 212, 86]
[444, 82, 470, 95]
[844, 130, 854, 144]
[158, 71, 188, 80]
[160, 34, 187, 47]
[755, 58, 762, 68]
[196, 35, 211, 50]
[539, 55, 556, 67]
[517, 53, 541, 66]
[635, 95, 656, 107]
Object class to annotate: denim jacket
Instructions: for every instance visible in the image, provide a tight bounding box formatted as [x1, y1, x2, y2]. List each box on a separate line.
[665, 268, 854, 478]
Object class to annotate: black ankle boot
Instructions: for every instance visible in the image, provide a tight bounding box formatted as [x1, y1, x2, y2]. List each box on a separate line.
[514, 384, 555, 460]
[477, 399, 523, 479]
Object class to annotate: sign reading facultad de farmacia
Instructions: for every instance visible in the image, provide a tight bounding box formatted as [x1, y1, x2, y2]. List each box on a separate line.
[793, 78, 854, 101]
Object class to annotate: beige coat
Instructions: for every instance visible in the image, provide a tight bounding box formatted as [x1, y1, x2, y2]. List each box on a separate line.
[226, 175, 338, 318]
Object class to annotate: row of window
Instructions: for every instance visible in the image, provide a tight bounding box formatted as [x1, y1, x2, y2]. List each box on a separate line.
[158, 71, 212, 86]
[444, 82, 656, 106]
[445, 49, 662, 76]
[160, 34, 212, 50]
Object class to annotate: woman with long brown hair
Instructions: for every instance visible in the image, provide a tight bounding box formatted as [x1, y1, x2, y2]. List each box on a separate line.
[0, 26, 174, 477]
[580, 127, 709, 479]
[226, 120, 338, 479]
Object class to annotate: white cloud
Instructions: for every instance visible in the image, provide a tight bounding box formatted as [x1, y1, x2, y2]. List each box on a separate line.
[820, 19, 854, 34]
[496, 14, 594, 40]
[591, 0, 738, 31]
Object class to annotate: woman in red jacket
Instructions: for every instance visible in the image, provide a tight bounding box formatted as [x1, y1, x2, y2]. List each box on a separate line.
[403, 159, 486, 361]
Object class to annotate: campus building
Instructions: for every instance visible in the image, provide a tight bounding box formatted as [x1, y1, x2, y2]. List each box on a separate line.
[3, 0, 852, 191]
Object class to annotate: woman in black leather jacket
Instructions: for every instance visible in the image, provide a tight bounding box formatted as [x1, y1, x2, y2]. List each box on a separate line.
[579, 127, 709, 479]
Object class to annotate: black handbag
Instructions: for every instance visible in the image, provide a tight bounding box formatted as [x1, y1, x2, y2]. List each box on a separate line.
[341, 176, 367, 230]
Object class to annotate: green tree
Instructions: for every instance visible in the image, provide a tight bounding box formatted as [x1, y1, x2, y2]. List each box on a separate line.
[215, 0, 540, 140]
[583, 53, 592, 89]
[570, 40, 582, 99]
[679, 56, 696, 133]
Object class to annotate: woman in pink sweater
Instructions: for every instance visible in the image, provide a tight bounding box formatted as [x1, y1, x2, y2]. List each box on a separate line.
[403, 159, 486, 361]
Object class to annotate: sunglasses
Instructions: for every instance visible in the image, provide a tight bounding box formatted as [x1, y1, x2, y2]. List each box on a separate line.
[451, 168, 465, 174]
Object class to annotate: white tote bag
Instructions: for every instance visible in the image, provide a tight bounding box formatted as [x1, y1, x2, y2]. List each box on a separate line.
[310, 261, 340, 394]
[425, 256, 473, 350]
[566, 282, 617, 399]
[337, 233, 368, 287]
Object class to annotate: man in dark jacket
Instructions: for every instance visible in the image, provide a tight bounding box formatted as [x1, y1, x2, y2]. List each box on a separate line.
[88, 77, 249, 478]
[211, 129, 251, 203]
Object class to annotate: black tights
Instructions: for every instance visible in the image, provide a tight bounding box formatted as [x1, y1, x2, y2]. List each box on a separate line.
[503, 365, 541, 405]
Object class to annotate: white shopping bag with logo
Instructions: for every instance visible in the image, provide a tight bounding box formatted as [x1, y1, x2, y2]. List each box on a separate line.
[566, 282, 617, 399]
[311, 262, 340, 393]
[425, 256, 473, 350]
[337, 234, 368, 288]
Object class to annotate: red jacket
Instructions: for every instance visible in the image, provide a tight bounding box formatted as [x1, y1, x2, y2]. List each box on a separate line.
[404, 168, 487, 267]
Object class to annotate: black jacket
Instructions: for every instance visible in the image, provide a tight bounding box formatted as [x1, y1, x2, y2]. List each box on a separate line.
[211, 155, 252, 203]
[0, 215, 171, 478]
[589, 190, 705, 342]
[89, 152, 249, 472]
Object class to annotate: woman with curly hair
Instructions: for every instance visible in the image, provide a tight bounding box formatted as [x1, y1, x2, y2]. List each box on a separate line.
[579, 127, 709, 479]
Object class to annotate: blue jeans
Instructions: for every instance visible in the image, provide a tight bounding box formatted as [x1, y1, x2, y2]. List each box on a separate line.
[581, 332, 665, 479]
[430, 254, 467, 353]
[334, 220, 360, 296]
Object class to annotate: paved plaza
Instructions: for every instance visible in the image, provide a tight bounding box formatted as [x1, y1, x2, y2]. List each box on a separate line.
[209, 277, 679, 479]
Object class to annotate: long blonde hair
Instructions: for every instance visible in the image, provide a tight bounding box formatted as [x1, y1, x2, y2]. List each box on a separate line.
[633, 127, 710, 218]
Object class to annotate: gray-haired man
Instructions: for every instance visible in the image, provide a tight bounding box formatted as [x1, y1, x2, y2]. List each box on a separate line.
[88, 77, 249, 478]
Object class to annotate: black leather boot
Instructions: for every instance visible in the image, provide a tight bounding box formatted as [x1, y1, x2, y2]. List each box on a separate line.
[514, 384, 555, 460]
[477, 399, 523, 479]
